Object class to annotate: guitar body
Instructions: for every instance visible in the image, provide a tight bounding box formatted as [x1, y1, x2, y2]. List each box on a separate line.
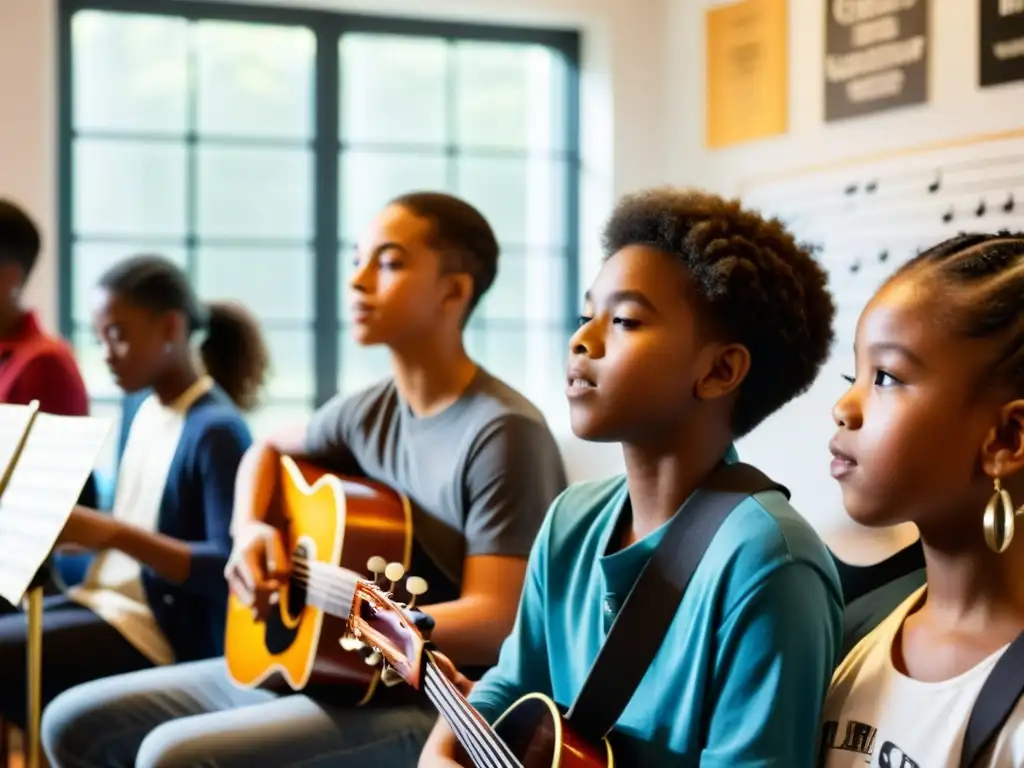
[493, 693, 614, 768]
[225, 456, 413, 705]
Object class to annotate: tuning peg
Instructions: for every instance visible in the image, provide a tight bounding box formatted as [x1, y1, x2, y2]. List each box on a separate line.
[367, 556, 387, 585]
[384, 562, 405, 592]
[364, 650, 382, 666]
[406, 576, 428, 609]
[339, 636, 365, 652]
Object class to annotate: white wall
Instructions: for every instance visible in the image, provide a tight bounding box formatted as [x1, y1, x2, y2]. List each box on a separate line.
[0, 0, 58, 325]
[663, 0, 1024, 562]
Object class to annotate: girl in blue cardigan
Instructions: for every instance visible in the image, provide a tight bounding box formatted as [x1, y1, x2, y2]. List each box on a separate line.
[0, 254, 268, 730]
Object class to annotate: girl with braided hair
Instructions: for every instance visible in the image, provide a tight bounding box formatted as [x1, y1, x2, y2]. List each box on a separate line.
[820, 231, 1024, 767]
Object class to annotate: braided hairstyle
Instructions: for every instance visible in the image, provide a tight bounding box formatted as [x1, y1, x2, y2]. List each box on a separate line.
[602, 188, 836, 437]
[891, 230, 1024, 394]
[98, 254, 270, 412]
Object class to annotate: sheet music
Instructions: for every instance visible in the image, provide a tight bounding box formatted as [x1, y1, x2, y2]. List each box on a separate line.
[0, 412, 111, 604]
[0, 404, 37, 479]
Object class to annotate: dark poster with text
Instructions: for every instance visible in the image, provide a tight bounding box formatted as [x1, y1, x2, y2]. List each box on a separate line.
[824, 0, 929, 122]
[980, 0, 1024, 87]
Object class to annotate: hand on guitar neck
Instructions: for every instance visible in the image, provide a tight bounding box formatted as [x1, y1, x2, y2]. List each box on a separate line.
[430, 651, 474, 698]
[419, 653, 475, 768]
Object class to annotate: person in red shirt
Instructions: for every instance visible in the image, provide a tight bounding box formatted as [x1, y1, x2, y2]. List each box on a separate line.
[0, 199, 88, 416]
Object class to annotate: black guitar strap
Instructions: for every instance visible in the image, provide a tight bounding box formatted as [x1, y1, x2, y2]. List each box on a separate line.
[564, 462, 788, 745]
[960, 630, 1024, 767]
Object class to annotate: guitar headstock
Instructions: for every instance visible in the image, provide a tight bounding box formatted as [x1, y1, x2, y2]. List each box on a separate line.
[337, 556, 434, 690]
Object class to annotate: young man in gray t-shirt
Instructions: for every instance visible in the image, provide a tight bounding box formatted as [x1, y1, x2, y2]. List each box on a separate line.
[41, 193, 568, 768]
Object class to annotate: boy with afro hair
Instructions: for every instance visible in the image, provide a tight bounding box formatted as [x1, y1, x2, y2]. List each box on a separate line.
[420, 187, 843, 767]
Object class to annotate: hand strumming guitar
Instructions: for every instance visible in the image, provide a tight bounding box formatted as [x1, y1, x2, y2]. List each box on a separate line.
[223, 520, 290, 617]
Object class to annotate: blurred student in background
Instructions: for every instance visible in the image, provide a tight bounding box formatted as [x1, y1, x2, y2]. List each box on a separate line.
[0, 254, 268, 733]
[0, 198, 91, 612]
[0, 198, 88, 417]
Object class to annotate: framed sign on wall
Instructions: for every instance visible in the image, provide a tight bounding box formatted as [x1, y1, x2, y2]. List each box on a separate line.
[824, 0, 929, 122]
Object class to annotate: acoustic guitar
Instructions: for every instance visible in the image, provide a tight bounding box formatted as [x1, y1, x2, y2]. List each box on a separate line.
[222, 457, 612, 766]
[272, 551, 614, 767]
[224, 455, 414, 705]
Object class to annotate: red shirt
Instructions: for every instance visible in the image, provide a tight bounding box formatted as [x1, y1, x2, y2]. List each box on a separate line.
[0, 311, 89, 416]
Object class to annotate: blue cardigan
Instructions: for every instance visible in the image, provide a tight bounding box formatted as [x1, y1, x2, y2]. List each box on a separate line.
[119, 387, 251, 662]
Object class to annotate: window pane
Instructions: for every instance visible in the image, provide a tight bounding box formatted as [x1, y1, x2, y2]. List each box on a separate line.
[339, 150, 447, 241]
[338, 330, 392, 395]
[465, 323, 568, 407]
[247, 401, 313, 441]
[478, 250, 567, 322]
[454, 41, 568, 151]
[455, 157, 566, 247]
[340, 35, 447, 145]
[196, 21, 315, 139]
[195, 246, 312, 322]
[74, 139, 187, 238]
[262, 329, 315, 399]
[73, 328, 119, 400]
[72, 10, 188, 133]
[197, 146, 313, 240]
[72, 242, 187, 323]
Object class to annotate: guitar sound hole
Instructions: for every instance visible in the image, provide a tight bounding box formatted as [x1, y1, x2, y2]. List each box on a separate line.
[264, 543, 310, 655]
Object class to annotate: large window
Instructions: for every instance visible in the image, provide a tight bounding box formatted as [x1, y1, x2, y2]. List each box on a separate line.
[59, 0, 580, 456]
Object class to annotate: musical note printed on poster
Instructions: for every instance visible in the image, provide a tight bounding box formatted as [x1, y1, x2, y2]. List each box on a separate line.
[0, 404, 111, 604]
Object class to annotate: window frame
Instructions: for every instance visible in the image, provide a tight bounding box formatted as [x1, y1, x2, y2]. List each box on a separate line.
[57, 0, 582, 412]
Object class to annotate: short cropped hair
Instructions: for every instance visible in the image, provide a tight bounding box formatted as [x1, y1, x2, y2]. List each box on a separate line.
[603, 188, 836, 437]
[389, 191, 499, 322]
[0, 199, 41, 279]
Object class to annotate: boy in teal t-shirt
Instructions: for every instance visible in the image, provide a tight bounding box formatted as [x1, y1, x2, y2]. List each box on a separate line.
[420, 188, 844, 767]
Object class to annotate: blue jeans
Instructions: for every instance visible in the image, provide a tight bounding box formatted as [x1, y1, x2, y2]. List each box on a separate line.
[41, 657, 438, 768]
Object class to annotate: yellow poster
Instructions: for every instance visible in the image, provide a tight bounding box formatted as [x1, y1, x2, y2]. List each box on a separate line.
[705, 0, 788, 149]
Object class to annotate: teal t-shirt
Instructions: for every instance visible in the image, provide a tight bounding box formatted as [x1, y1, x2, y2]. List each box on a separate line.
[468, 459, 844, 766]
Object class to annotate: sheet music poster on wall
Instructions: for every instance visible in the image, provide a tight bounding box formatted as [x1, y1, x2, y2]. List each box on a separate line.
[980, 0, 1024, 87]
[825, 0, 929, 122]
[742, 130, 1023, 352]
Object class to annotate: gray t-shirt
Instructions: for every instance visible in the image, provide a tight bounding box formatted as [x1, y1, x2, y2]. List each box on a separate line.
[304, 367, 567, 603]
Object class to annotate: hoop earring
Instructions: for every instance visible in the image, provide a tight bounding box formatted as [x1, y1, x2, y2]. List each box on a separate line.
[984, 478, 1018, 553]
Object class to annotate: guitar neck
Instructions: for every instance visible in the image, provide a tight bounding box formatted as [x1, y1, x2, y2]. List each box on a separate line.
[421, 655, 524, 768]
[294, 558, 523, 766]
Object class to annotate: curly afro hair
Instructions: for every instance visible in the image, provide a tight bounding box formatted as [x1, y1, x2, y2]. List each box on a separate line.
[603, 187, 836, 437]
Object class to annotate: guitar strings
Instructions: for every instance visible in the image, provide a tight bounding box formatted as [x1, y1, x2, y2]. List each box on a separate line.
[423, 663, 522, 768]
[423, 672, 503, 768]
[282, 555, 522, 767]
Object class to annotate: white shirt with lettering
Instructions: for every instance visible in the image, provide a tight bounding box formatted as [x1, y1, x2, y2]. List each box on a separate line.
[819, 586, 1024, 768]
